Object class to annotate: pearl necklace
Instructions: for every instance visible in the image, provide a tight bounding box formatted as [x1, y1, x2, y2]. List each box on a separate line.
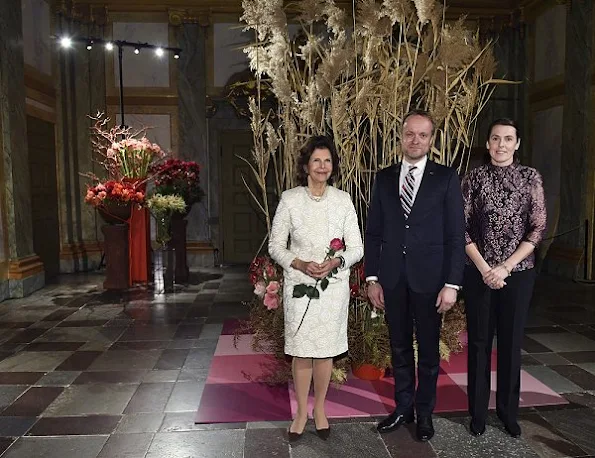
[305, 186, 326, 202]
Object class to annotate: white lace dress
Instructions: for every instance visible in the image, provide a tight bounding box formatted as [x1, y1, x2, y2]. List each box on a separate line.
[268, 186, 364, 358]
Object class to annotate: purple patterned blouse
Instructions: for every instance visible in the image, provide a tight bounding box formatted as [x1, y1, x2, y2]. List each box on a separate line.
[461, 161, 547, 272]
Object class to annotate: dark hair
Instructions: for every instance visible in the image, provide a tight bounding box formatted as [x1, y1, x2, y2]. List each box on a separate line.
[403, 109, 436, 134]
[487, 118, 521, 141]
[296, 135, 340, 186]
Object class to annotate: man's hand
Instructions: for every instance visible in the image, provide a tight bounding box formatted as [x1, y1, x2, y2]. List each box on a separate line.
[436, 286, 457, 313]
[367, 283, 385, 310]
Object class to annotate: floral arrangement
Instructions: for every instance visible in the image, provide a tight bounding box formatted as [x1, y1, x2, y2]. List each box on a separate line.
[240, 254, 466, 383]
[149, 159, 204, 207]
[84, 180, 145, 207]
[146, 193, 187, 245]
[87, 112, 167, 181]
[109, 138, 165, 179]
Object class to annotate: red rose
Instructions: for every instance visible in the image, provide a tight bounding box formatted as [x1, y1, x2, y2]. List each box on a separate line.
[329, 238, 344, 251]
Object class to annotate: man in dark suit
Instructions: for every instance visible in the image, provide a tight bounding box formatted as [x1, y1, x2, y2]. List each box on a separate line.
[365, 109, 465, 441]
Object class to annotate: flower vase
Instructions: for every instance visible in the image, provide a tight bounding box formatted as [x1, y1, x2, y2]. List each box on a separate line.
[98, 202, 132, 225]
[153, 245, 176, 294]
[351, 363, 386, 381]
[169, 209, 190, 283]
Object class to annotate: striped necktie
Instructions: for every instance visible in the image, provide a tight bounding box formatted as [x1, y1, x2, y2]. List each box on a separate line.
[400, 166, 417, 218]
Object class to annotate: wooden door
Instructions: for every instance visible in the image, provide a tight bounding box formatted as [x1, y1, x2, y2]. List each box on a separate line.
[27, 116, 60, 279]
[220, 131, 268, 264]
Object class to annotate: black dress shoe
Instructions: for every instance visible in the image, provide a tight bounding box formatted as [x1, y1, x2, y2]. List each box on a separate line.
[376, 410, 415, 433]
[416, 416, 435, 442]
[504, 421, 521, 438]
[469, 419, 486, 436]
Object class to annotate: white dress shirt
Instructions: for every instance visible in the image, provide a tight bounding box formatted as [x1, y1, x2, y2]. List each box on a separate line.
[366, 155, 460, 291]
[399, 155, 427, 204]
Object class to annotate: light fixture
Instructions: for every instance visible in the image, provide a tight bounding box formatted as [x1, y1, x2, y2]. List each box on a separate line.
[105, 42, 114, 51]
[155, 47, 164, 57]
[134, 47, 140, 55]
[86, 40, 93, 50]
[60, 36, 72, 48]
[173, 52, 180, 59]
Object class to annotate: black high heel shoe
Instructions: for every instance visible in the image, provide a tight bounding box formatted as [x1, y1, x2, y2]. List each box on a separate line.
[287, 418, 307, 442]
[287, 429, 304, 442]
[469, 419, 486, 437]
[313, 409, 331, 440]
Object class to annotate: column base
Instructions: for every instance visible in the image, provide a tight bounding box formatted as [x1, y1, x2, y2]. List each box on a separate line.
[0, 280, 8, 302]
[59, 242, 103, 273]
[7, 255, 45, 298]
[187, 241, 215, 268]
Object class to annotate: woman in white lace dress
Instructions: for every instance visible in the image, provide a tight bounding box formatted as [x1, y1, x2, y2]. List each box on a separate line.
[269, 136, 363, 441]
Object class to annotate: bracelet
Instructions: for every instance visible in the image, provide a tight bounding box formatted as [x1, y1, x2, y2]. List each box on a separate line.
[501, 263, 511, 276]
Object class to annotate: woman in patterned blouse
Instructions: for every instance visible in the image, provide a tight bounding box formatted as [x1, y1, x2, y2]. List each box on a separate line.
[461, 118, 547, 439]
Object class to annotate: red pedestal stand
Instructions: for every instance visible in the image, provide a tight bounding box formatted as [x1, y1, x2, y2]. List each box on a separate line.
[101, 224, 130, 290]
[128, 206, 151, 284]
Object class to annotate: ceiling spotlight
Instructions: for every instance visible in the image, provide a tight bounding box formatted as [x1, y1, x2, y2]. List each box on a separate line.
[60, 37, 72, 48]
[86, 41, 93, 50]
[134, 47, 140, 55]
[173, 52, 180, 59]
[105, 42, 114, 51]
[155, 47, 164, 57]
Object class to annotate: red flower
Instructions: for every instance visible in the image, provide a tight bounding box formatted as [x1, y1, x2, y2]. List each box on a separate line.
[330, 238, 344, 251]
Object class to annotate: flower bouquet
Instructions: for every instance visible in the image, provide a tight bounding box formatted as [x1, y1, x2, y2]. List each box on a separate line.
[88, 112, 167, 182]
[146, 193, 187, 246]
[149, 159, 204, 211]
[85, 180, 145, 224]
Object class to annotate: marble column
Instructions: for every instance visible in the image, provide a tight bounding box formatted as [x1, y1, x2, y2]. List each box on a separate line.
[0, 0, 44, 298]
[552, 0, 594, 278]
[177, 22, 213, 267]
[55, 18, 106, 273]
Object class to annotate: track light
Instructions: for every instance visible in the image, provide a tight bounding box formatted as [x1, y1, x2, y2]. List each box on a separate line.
[105, 42, 114, 51]
[86, 40, 93, 50]
[134, 47, 140, 55]
[173, 52, 180, 59]
[155, 47, 164, 57]
[60, 37, 72, 48]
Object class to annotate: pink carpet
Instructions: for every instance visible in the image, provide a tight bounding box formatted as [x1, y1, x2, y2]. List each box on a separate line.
[195, 321, 567, 424]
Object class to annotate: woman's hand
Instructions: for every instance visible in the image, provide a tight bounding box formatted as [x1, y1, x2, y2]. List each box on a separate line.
[316, 258, 341, 278]
[482, 265, 508, 289]
[291, 259, 326, 279]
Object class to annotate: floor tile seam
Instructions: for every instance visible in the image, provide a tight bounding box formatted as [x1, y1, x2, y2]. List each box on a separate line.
[526, 409, 592, 456]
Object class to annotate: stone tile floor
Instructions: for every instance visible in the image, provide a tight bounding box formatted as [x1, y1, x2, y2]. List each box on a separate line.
[0, 268, 594, 457]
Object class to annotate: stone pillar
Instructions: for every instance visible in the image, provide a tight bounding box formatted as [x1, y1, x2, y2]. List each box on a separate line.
[0, 0, 45, 298]
[549, 0, 594, 278]
[176, 18, 214, 267]
[55, 17, 105, 273]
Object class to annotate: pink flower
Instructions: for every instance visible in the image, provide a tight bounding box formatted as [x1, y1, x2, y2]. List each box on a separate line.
[265, 264, 276, 279]
[253, 281, 266, 298]
[330, 238, 344, 251]
[263, 292, 279, 310]
[266, 281, 280, 295]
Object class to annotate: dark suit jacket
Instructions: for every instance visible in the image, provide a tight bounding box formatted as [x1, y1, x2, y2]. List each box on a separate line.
[364, 160, 465, 293]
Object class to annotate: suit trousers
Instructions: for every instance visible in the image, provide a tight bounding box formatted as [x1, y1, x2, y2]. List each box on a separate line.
[384, 274, 442, 417]
[463, 266, 536, 425]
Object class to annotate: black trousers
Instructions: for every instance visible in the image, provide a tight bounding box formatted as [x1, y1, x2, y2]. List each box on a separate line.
[463, 266, 536, 425]
[384, 274, 442, 417]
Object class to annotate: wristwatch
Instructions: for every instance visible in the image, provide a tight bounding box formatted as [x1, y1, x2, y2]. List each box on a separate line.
[445, 284, 461, 291]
